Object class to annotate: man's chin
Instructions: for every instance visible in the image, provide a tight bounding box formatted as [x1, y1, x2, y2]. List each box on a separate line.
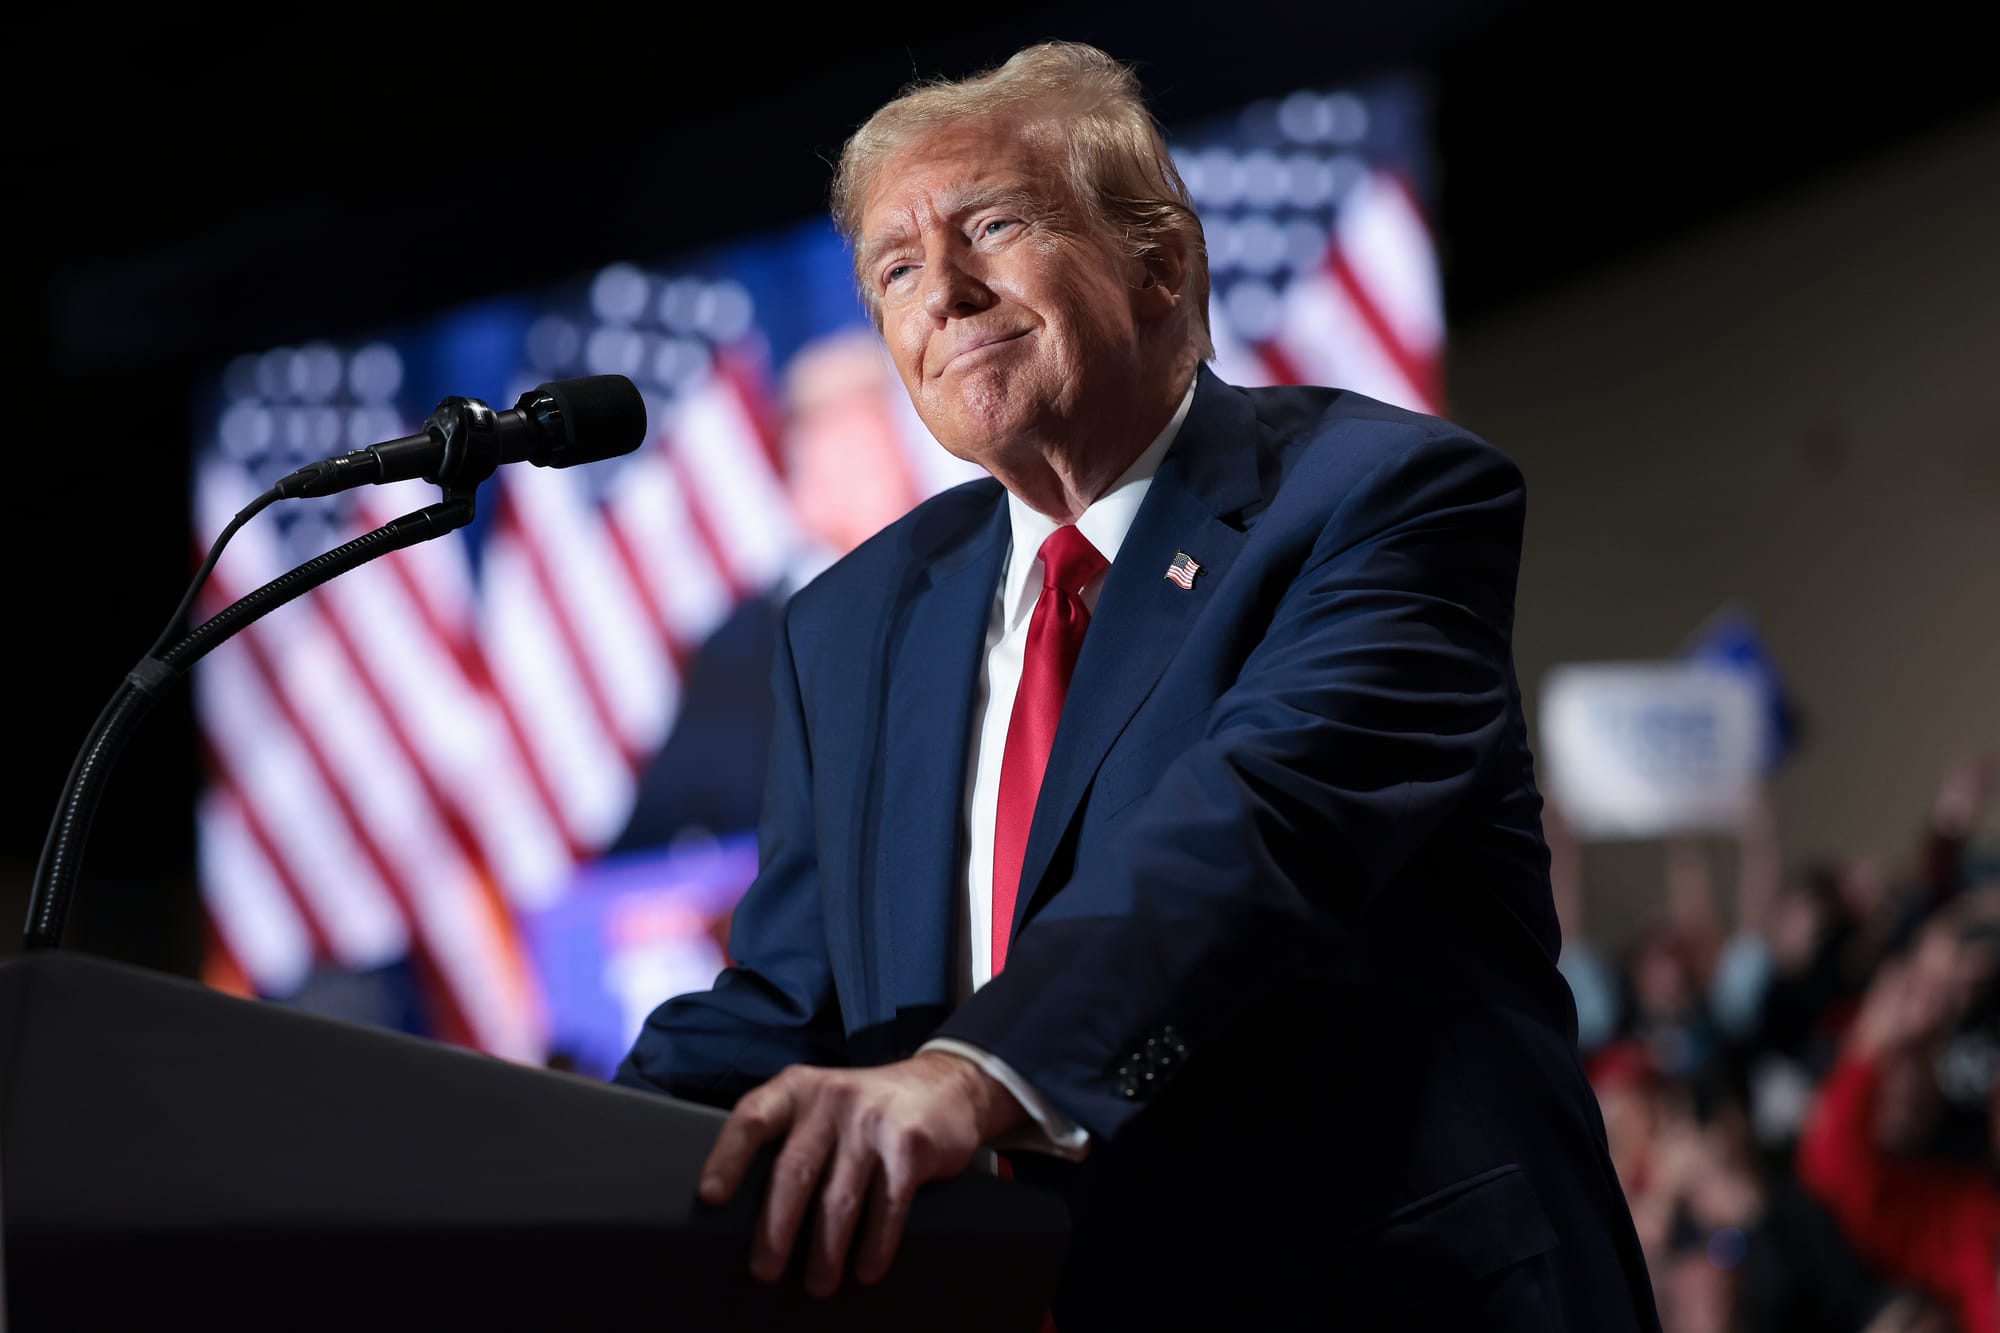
[921, 402, 1041, 471]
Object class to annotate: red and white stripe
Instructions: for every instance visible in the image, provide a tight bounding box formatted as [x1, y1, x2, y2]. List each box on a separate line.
[606, 446, 736, 655]
[336, 491, 576, 906]
[663, 363, 796, 596]
[478, 513, 641, 855]
[1225, 168, 1445, 414]
[198, 785, 321, 1000]
[197, 465, 545, 1057]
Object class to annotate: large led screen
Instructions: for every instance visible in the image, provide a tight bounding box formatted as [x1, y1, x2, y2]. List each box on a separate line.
[191, 77, 1440, 1075]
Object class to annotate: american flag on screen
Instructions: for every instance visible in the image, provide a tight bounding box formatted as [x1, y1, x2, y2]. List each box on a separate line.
[1185, 82, 1443, 412]
[191, 75, 1441, 1061]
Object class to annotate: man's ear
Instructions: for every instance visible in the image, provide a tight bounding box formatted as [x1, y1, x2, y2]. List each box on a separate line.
[1132, 232, 1190, 322]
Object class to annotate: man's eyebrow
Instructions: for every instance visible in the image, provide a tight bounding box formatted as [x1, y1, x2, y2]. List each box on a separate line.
[950, 184, 1043, 219]
[857, 185, 1048, 275]
[857, 227, 914, 279]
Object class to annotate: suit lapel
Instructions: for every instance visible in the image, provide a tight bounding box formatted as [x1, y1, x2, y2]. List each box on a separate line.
[1009, 369, 1266, 941]
[868, 487, 1010, 1024]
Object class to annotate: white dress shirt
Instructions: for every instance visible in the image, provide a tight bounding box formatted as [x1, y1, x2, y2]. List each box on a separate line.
[921, 377, 1197, 1160]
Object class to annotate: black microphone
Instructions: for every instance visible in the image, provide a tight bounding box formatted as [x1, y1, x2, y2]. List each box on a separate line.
[276, 374, 648, 499]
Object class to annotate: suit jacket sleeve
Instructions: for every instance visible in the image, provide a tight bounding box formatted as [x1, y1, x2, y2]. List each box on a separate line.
[933, 427, 1529, 1140]
[613, 603, 845, 1105]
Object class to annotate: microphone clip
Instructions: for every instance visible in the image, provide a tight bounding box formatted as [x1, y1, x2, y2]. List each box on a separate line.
[424, 395, 505, 495]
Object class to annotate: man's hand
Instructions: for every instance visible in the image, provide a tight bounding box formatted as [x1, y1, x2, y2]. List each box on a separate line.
[698, 1050, 1029, 1298]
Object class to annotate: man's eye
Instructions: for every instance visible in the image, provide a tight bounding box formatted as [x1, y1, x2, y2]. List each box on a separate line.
[981, 219, 1014, 238]
[884, 263, 913, 286]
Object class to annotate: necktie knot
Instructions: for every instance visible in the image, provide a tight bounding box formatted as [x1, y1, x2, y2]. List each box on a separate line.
[1038, 525, 1107, 597]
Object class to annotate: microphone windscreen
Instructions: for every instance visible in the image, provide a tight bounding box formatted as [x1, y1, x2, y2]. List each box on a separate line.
[539, 375, 648, 466]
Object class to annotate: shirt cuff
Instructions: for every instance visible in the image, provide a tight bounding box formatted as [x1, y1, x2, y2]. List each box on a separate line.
[920, 1038, 1091, 1162]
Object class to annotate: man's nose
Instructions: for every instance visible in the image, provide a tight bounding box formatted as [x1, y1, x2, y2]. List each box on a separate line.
[922, 251, 994, 321]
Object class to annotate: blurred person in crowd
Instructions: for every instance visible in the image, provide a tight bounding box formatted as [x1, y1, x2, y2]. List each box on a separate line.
[1602, 1054, 1762, 1333]
[1553, 787, 1751, 1082]
[1626, 910, 1725, 1083]
[616, 41, 1660, 1331]
[1698, 787, 1780, 1043]
[1727, 755, 1996, 1157]
[1890, 755, 2000, 1165]
[1592, 1041, 1666, 1217]
[1915, 754, 1996, 920]
[1562, 750, 1996, 1332]
[1552, 785, 1773, 1081]
[1798, 892, 2000, 1333]
[1549, 798, 1623, 1053]
[610, 330, 920, 854]
[1590, 897, 1973, 1332]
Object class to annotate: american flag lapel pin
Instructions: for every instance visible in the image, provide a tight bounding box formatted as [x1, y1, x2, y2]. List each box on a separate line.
[1164, 550, 1202, 590]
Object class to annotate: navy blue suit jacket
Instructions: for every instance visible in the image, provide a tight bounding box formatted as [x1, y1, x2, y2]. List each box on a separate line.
[619, 368, 1660, 1331]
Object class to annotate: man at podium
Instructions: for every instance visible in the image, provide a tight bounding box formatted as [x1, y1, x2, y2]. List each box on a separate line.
[617, 41, 1660, 1332]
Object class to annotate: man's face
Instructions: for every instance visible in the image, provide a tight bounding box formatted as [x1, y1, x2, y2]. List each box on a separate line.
[857, 120, 1150, 473]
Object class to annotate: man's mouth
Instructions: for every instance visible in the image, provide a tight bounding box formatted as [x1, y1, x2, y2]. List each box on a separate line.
[938, 329, 1028, 374]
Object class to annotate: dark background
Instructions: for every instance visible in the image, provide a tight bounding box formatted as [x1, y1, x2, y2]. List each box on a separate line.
[6, 0, 1993, 968]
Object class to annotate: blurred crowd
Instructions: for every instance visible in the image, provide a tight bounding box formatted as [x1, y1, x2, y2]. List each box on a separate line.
[1554, 756, 2000, 1333]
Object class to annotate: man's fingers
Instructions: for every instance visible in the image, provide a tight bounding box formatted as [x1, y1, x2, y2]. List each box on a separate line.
[701, 1058, 985, 1293]
[804, 1133, 877, 1299]
[852, 1154, 916, 1287]
[751, 1100, 841, 1284]
[700, 1079, 797, 1205]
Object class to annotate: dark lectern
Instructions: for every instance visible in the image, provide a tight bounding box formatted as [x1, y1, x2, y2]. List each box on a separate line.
[0, 953, 1066, 1330]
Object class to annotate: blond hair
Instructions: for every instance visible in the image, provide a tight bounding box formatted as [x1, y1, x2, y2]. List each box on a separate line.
[830, 42, 1213, 360]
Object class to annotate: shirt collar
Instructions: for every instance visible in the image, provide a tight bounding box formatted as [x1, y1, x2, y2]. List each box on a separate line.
[999, 376, 1198, 631]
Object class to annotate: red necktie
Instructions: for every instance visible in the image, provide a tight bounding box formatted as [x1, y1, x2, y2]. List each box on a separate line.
[991, 524, 1107, 976]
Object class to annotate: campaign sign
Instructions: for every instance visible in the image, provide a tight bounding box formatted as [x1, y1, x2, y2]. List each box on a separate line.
[1540, 663, 1767, 839]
